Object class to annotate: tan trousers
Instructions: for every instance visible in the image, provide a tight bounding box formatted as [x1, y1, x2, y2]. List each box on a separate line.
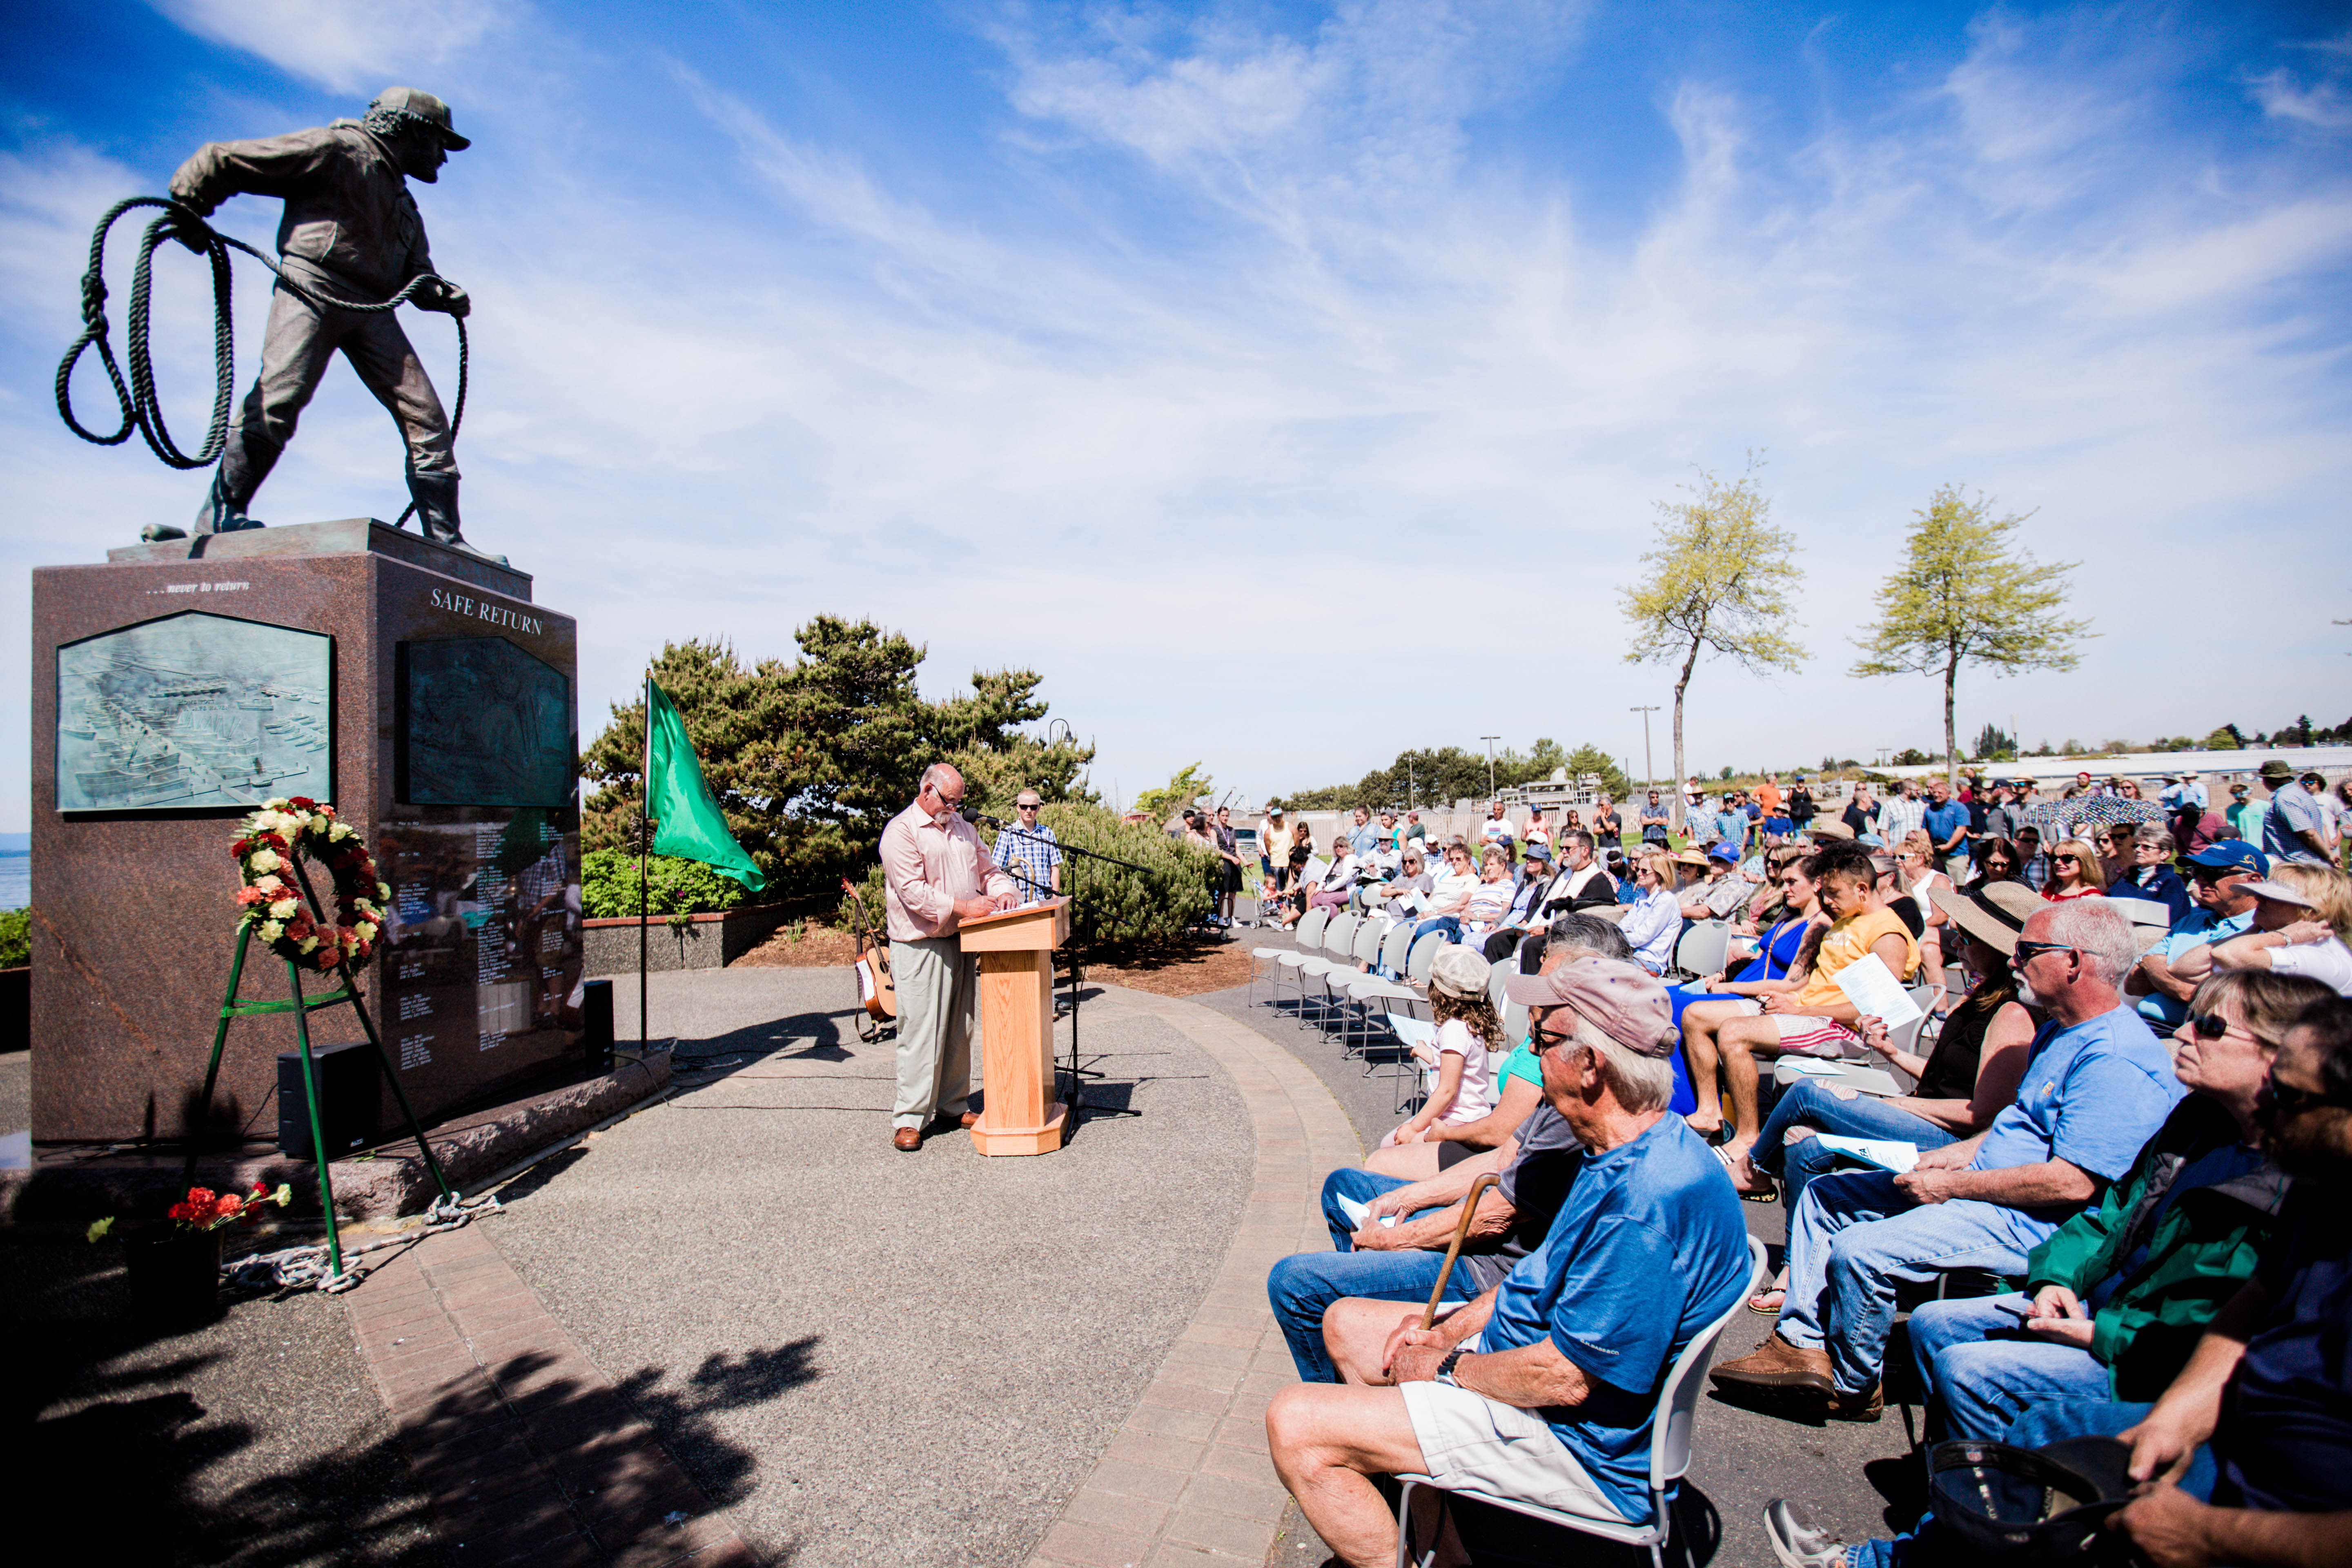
[890, 935, 974, 1130]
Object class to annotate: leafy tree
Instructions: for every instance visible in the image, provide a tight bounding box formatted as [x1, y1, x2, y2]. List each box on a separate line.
[2203, 724, 2246, 751]
[581, 618, 1094, 900]
[1559, 744, 1632, 800]
[1621, 455, 1807, 829]
[1973, 722, 2017, 761]
[1131, 763, 1212, 821]
[1893, 747, 1933, 767]
[1853, 485, 2091, 786]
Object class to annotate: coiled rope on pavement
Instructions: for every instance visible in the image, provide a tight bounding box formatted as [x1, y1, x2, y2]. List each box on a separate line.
[54, 195, 467, 524]
[225, 1190, 504, 1296]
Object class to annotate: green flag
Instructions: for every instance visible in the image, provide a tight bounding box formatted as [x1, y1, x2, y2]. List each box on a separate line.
[644, 677, 766, 893]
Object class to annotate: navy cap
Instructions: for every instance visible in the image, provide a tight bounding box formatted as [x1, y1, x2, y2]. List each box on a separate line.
[2187, 840, 2270, 876]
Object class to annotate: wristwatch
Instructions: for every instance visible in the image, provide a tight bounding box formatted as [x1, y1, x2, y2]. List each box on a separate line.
[1434, 1346, 1467, 1386]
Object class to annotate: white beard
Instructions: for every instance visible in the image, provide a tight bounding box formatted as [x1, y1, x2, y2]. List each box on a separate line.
[2014, 978, 2039, 1007]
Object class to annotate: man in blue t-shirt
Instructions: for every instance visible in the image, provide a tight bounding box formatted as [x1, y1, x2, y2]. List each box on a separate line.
[2130, 841, 2268, 1031]
[1715, 898, 2183, 1419]
[1922, 777, 1971, 878]
[1265, 961, 1751, 1558]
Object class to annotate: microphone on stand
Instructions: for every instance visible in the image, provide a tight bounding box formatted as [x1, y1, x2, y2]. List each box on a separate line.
[960, 806, 1009, 829]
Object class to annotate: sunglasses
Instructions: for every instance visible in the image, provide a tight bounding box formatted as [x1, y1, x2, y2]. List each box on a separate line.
[2268, 1076, 2352, 1117]
[2185, 1012, 2241, 1041]
[2011, 938, 2078, 966]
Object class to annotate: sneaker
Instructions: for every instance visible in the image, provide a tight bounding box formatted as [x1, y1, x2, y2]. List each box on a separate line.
[1762, 1500, 1846, 1568]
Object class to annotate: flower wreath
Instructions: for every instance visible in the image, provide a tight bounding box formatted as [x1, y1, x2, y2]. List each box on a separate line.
[229, 796, 391, 974]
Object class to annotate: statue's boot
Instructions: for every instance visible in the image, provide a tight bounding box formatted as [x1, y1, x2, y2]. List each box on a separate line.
[145, 430, 280, 542]
[407, 472, 507, 566]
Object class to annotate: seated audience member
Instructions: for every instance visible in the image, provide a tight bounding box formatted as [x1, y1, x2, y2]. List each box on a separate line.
[1639, 790, 1672, 846]
[1266, 843, 1315, 929]
[1479, 843, 1555, 964]
[1369, 847, 1434, 923]
[2132, 841, 2269, 1031]
[1617, 850, 1684, 973]
[1268, 937, 1637, 1379]
[2179, 862, 2352, 998]
[1679, 846, 1922, 1158]
[1973, 834, 2024, 885]
[1713, 898, 2183, 1420]
[1866, 854, 1929, 941]
[1381, 947, 1502, 1151]
[2110, 821, 2194, 926]
[1764, 991, 2352, 1568]
[2045, 835, 2107, 900]
[1539, 831, 1619, 919]
[1609, 850, 1639, 902]
[1680, 843, 1753, 923]
[1893, 831, 1953, 1009]
[2016, 824, 2053, 892]
[1264, 961, 1750, 1565]
[2101, 819, 2143, 890]
[1722, 881, 2041, 1221]
[1457, 845, 1517, 945]
[1907, 968, 2329, 1442]
[1406, 842, 1481, 946]
[1672, 852, 1822, 1035]
[1372, 915, 1638, 1179]
[1306, 835, 1361, 914]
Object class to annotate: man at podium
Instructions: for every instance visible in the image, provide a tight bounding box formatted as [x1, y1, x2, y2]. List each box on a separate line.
[879, 764, 1017, 1151]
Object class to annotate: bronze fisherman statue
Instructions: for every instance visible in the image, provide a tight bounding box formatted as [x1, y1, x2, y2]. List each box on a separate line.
[140, 87, 485, 557]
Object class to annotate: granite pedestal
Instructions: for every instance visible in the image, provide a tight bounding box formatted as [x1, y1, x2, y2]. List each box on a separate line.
[30, 520, 584, 1146]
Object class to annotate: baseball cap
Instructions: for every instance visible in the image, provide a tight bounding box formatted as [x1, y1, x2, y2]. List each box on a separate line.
[1707, 842, 1740, 864]
[1504, 958, 1673, 1057]
[1429, 944, 1492, 1000]
[371, 86, 470, 149]
[2186, 841, 2270, 876]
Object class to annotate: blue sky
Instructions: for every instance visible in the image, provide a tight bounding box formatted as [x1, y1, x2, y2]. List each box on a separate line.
[3, 1, 2348, 826]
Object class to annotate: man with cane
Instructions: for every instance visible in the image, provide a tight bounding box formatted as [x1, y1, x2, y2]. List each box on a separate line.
[1264, 960, 1750, 1566]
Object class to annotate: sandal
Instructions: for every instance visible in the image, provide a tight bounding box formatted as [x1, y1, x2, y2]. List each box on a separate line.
[1747, 1288, 1787, 1316]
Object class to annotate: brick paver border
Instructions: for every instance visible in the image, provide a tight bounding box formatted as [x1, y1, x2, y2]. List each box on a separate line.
[1028, 985, 1363, 1568]
[340, 1222, 756, 1568]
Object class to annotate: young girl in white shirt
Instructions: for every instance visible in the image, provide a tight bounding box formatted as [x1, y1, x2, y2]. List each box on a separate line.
[1379, 946, 1501, 1147]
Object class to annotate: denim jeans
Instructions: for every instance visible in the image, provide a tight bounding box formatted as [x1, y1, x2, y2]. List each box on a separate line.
[1755, 1082, 1960, 1211]
[1410, 915, 1464, 948]
[1777, 1170, 2034, 1395]
[1907, 1294, 2112, 1441]
[1265, 1168, 1476, 1383]
[1845, 1399, 2206, 1568]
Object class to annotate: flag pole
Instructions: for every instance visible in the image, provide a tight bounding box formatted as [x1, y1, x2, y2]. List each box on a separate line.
[639, 670, 650, 1057]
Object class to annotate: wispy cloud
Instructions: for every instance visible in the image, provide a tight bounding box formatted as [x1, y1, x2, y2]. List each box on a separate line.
[147, 0, 511, 94]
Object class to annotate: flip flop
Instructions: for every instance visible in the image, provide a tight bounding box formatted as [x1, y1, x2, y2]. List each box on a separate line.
[1747, 1289, 1786, 1316]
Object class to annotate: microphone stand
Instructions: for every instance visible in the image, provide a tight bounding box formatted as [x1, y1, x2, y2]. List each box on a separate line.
[975, 813, 1154, 1126]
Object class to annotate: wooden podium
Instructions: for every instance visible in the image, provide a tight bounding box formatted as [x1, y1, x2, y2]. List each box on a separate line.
[958, 898, 1071, 1156]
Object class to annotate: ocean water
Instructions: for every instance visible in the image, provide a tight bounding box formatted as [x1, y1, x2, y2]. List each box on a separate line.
[0, 853, 27, 911]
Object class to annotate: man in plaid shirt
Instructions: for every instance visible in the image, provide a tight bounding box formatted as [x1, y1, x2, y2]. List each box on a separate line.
[993, 791, 1062, 905]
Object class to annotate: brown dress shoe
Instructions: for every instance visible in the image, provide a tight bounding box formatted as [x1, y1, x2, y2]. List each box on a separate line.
[1711, 1336, 1835, 1394]
[892, 1127, 922, 1152]
[959, 1110, 979, 1129]
[1828, 1385, 1884, 1422]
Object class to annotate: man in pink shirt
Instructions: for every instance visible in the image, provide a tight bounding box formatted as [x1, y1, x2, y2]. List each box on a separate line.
[879, 764, 1018, 1150]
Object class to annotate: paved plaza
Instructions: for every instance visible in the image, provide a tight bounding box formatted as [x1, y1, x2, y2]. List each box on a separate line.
[4, 941, 1922, 1566]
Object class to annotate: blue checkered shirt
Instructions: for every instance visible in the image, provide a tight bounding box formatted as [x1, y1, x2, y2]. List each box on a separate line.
[993, 821, 1062, 902]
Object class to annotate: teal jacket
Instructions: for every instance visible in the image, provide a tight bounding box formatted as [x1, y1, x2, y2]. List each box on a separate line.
[2023, 1094, 2292, 1401]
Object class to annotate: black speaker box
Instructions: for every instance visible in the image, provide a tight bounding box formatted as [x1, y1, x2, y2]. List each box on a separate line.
[277, 1038, 381, 1161]
[581, 978, 614, 1074]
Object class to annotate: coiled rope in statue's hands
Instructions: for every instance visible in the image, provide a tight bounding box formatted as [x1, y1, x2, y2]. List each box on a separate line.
[54, 195, 466, 524]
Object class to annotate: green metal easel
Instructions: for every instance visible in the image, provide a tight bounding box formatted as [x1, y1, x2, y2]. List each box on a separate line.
[188, 855, 452, 1282]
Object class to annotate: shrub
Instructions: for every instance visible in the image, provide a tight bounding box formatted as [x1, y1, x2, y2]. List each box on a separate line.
[0, 908, 27, 968]
[580, 850, 752, 920]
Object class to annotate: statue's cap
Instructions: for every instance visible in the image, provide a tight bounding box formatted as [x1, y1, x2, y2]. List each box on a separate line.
[371, 87, 470, 150]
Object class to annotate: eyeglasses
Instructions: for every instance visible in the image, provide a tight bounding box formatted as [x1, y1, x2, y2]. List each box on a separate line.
[1529, 1023, 1578, 1054]
[2011, 938, 2078, 967]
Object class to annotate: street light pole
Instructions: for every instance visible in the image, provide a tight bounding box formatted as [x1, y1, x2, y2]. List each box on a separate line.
[1480, 736, 1499, 801]
[1630, 706, 1659, 794]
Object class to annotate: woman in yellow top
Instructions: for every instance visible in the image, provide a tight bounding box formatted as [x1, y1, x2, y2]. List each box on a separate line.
[1679, 846, 1921, 1163]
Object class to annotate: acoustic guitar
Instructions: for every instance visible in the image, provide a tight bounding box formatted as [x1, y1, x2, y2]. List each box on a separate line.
[841, 878, 898, 1031]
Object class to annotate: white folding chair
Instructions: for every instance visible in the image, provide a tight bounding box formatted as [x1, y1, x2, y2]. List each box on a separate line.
[1272, 907, 1330, 1011]
[1392, 1234, 1769, 1568]
[1344, 923, 1426, 1062]
[1670, 920, 1731, 981]
[1307, 914, 1364, 1029]
[1336, 918, 1393, 1052]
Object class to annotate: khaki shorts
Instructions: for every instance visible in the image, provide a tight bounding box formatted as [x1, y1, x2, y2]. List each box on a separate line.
[1397, 1339, 1625, 1522]
[1725, 999, 1859, 1058]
